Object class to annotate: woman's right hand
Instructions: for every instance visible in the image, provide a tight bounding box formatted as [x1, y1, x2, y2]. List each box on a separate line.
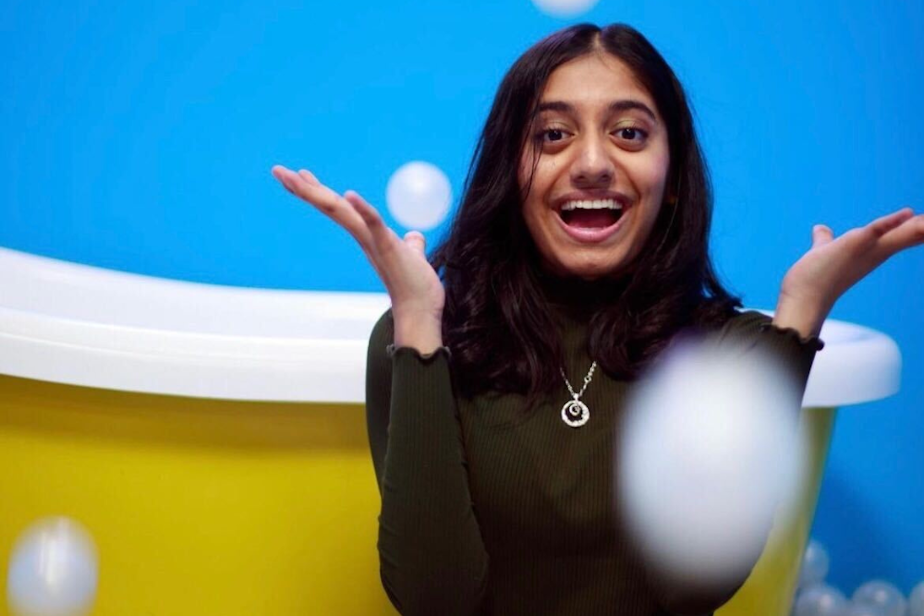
[271, 165, 445, 353]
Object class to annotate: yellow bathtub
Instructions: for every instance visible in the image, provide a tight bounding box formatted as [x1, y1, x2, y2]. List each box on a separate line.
[0, 246, 901, 616]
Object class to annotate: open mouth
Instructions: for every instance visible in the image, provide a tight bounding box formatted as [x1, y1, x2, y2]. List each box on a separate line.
[557, 197, 627, 230]
[559, 207, 624, 229]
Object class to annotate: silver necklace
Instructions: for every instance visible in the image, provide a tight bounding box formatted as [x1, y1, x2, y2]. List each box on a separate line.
[559, 361, 597, 428]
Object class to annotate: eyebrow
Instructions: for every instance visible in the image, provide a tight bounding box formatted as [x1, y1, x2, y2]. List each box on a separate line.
[535, 99, 658, 123]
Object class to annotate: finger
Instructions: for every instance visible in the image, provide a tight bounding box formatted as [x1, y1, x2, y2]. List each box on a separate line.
[276, 166, 348, 217]
[812, 224, 834, 248]
[271, 164, 320, 188]
[868, 207, 915, 236]
[879, 212, 924, 255]
[298, 169, 321, 186]
[403, 230, 426, 255]
[275, 167, 375, 247]
[271, 165, 296, 192]
[271, 164, 288, 180]
[344, 190, 398, 249]
[343, 190, 410, 281]
[272, 165, 314, 196]
[290, 172, 344, 216]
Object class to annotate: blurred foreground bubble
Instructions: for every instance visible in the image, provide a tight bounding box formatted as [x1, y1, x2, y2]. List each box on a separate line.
[6, 517, 98, 616]
[386, 161, 452, 231]
[618, 334, 808, 585]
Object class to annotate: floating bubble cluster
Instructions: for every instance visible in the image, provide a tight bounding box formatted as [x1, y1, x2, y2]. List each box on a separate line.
[792, 539, 924, 616]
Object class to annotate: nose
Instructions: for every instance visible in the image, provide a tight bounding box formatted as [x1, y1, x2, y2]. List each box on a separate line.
[570, 135, 615, 187]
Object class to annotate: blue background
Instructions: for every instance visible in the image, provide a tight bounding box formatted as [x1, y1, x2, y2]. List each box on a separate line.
[2, 0, 921, 595]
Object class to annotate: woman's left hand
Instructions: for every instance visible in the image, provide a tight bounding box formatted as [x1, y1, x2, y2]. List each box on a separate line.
[774, 207, 924, 338]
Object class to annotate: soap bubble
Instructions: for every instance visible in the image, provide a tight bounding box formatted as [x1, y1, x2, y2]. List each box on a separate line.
[385, 161, 452, 231]
[618, 335, 807, 585]
[7, 517, 99, 616]
[852, 580, 907, 616]
[909, 581, 924, 616]
[793, 584, 848, 616]
[798, 539, 831, 588]
[530, 0, 600, 18]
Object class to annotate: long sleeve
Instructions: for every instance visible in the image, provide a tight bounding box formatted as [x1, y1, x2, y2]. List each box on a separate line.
[365, 310, 490, 615]
[647, 309, 824, 616]
[717, 310, 824, 407]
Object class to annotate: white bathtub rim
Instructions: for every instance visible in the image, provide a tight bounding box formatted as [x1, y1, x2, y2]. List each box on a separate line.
[0, 247, 902, 406]
[755, 310, 902, 408]
[0, 329, 368, 403]
[0, 246, 391, 337]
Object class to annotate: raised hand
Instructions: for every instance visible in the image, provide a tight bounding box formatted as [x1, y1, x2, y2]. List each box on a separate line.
[773, 207, 924, 338]
[271, 165, 445, 353]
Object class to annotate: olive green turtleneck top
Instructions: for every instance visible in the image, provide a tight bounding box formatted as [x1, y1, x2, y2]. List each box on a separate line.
[364, 280, 823, 616]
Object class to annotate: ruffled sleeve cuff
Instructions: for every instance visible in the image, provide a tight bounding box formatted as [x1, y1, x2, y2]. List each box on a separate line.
[757, 322, 825, 352]
[386, 344, 452, 363]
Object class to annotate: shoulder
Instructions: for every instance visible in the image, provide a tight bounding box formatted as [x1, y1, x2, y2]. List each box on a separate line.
[366, 309, 395, 386]
[369, 308, 395, 347]
[369, 308, 395, 340]
[715, 309, 772, 338]
[689, 308, 771, 343]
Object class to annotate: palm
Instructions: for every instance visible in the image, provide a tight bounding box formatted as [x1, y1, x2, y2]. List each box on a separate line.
[781, 207, 924, 315]
[271, 165, 445, 318]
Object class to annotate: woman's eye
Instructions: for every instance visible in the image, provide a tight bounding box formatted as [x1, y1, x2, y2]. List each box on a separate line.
[615, 127, 648, 142]
[540, 128, 566, 143]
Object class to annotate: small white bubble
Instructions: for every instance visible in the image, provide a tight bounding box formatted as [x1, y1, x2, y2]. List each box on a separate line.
[530, 0, 600, 18]
[798, 539, 831, 589]
[794, 584, 848, 616]
[852, 580, 907, 616]
[386, 161, 452, 231]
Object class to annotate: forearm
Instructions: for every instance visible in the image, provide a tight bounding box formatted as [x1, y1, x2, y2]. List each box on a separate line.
[367, 309, 488, 615]
[379, 348, 489, 615]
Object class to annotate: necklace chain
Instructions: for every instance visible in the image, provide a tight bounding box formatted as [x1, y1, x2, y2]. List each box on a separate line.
[560, 361, 597, 400]
[559, 361, 596, 428]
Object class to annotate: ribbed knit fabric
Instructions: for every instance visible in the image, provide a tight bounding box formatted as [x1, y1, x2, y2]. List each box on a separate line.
[365, 283, 823, 616]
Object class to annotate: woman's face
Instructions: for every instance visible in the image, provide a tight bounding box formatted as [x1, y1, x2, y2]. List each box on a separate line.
[519, 51, 671, 281]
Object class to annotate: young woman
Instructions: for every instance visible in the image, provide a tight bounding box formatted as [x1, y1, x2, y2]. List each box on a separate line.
[272, 23, 922, 616]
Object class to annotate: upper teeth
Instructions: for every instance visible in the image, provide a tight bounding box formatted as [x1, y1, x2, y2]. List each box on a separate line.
[561, 199, 623, 211]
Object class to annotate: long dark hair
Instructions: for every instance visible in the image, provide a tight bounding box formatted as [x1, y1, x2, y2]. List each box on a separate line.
[430, 23, 741, 406]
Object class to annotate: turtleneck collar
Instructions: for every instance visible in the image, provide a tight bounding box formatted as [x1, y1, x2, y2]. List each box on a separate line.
[535, 270, 629, 320]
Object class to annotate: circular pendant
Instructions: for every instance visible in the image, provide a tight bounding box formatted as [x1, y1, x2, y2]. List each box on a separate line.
[561, 399, 590, 428]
